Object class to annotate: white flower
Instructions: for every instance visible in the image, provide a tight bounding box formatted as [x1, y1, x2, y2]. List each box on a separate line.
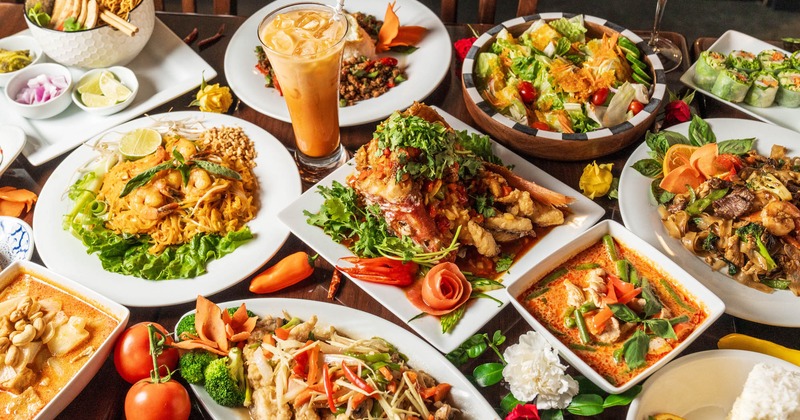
[502, 331, 579, 410]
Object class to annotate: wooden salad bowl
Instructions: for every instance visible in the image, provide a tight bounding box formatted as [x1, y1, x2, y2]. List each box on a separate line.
[461, 13, 667, 161]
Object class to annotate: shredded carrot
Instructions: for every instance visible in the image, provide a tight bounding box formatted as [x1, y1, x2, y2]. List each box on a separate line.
[376, 1, 427, 53]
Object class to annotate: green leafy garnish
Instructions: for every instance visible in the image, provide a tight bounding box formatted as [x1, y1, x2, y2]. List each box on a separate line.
[495, 255, 513, 272]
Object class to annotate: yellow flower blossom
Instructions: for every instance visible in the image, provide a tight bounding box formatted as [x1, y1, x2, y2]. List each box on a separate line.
[190, 74, 233, 113]
[579, 161, 614, 199]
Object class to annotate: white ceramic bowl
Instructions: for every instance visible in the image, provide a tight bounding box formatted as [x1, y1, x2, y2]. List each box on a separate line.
[0, 35, 44, 87]
[24, 0, 155, 69]
[626, 349, 800, 420]
[72, 66, 139, 115]
[0, 260, 129, 419]
[0, 216, 34, 268]
[505, 220, 726, 394]
[4, 62, 73, 119]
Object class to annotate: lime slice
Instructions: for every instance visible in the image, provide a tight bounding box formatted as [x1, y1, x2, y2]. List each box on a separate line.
[77, 71, 105, 95]
[99, 72, 132, 103]
[81, 92, 117, 108]
[119, 128, 162, 160]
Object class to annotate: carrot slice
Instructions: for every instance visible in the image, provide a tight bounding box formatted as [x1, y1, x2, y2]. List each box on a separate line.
[406, 262, 472, 316]
[376, 1, 427, 52]
[0, 200, 25, 217]
[616, 287, 642, 305]
[659, 164, 705, 194]
[689, 143, 720, 178]
[588, 306, 614, 335]
[603, 278, 618, 305]
[0, 188, 37, 203]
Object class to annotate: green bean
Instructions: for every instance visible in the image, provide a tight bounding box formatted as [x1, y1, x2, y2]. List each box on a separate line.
[579, 301, 597, 314]
[629, 267, 640, 287]
[564, 306, 577, 328]
[574, 311, 592, 344]
[538, 267, 568, 288]
[525, 287, 549, 301]
[616, 259, 630, 283]
[569, 343, 597, 352]
[659, 278, 696, 312]
[603, 234, 620, 261]
[574, 263, 600, 270]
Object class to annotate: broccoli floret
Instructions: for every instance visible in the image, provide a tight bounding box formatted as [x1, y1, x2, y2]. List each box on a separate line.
[204, 347, 250, 407]
[179, 350, 218, 384]
[736, 223, 778, 271]
[176, 307, 257, 341]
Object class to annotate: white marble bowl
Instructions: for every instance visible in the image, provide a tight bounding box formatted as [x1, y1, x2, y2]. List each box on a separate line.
[24, 0, 155, 69]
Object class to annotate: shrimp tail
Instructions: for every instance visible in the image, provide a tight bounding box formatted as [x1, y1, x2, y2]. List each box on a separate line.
[484, 162, 575, 207]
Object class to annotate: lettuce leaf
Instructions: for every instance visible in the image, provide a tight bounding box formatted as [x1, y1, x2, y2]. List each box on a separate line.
[549, 15, 587, 43]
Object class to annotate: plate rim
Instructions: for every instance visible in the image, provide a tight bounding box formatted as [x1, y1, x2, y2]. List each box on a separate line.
[277, 106, 605, 352]
[177, 297, 501, 420]
[223, 0, 452, 127]
[618, 117, 800, 326]
[32, 111, 301, 307]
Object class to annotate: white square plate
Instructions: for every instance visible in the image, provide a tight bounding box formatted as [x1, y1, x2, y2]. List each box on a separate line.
[278, 106, 604, 353]
[680, 29, 800, 133]
[0, 19, 216, 166]
[505, 220, 726, 393]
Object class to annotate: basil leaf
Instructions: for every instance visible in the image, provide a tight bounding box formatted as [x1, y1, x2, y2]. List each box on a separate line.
[173, 149, 185, 163]
[608, 177, 620, 200]
[192, 160, 242, 180]
[688, 115, 716, 146]
[650, 179, 676, 204]
[500, 393, 525, 414]
[492, 330, 506, 346]
[632, 159, 663, 178]
[663, 130, 691, 147]
[441, 306, 465, 334]
[119, 162, 173, 197]
[603, 385, 643, 408]
[540, 409, 566, 420]
[717, 138, 755, 155]
[644, 318, 676, 339]
[473, 362, 505, 387]
[566, 394, 604, 416]
[622, 330, 650, 369]
[609, 303, 641, 323]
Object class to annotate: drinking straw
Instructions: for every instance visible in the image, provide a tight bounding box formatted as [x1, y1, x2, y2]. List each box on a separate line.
[335, 0, 345, 16]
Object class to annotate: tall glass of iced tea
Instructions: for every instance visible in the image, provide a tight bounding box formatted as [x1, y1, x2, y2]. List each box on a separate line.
[258, 3, 349, 183]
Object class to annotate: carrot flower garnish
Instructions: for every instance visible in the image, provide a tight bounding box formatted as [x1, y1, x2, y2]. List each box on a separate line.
[376, 1, 427, 53]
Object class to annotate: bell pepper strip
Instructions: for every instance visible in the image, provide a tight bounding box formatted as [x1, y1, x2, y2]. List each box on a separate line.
[616, 287, 643, 305]
[307, 344, 320, 385]
[341, 361, 375, 394]
[274, 326, 290, 340]
[323, 364, 337, 412]
[419, 383, 451, 402]
[336, 256, 419, 286]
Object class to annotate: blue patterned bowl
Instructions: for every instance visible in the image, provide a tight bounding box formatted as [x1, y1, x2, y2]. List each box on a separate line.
[0, 216, 34, 268]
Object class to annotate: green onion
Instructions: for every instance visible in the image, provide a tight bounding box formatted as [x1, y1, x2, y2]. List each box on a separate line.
[603, 234, 620, 261]
[616, 259, 630, 283]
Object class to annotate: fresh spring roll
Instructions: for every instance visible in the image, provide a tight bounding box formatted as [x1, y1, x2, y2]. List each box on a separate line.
[693, 51, 726, 90]
[757, 49, 790, 74]
[711, 68, 752, 103]
[776, 69, 800, 107]
[726, 50, 761, 74]
[744, 72, 779, 107]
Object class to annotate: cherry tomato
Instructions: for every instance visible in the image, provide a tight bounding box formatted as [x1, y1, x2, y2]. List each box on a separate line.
[114, 323, 179, 384]
[532, 121, 550, 131]
[517, 81, 537, 104]
[125, 378, 191, 420]
[628, 100, 644, 115]
[591, 88, 609, 106]
[379, 57, 398, 66]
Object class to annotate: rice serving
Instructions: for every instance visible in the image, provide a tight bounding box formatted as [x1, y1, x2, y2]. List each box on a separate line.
[729, 362, 800, 420]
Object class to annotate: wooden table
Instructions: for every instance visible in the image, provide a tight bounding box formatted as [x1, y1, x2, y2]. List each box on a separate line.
[1, 5, 797, 419]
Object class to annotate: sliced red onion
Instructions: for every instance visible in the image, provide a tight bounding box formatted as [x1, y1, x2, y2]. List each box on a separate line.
[14, 74, 68, 105]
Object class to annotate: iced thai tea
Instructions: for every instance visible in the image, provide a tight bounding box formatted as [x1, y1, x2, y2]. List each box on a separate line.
[259, 4, 348, 165]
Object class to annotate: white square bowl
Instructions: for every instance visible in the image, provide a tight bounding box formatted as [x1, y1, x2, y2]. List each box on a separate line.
[505, 220, 726, 394]
[0, 260, 130, 419]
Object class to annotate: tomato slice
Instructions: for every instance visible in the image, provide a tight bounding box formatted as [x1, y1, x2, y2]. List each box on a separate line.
[628, 100, 644, 115]
[591, 88, 609, 106]
[531, 121, 550, 131]
[517, 81, 537, 104]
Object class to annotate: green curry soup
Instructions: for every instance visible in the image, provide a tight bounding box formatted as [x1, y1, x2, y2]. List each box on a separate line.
[520, 235, 707, 386]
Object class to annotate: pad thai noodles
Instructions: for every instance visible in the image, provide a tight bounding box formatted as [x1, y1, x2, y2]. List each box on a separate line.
[243, 314, 457, 419]
[64, 121, 259, 280]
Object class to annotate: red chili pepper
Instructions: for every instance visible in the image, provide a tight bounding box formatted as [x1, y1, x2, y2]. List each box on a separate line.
[341, 361, 374, 394]
[293, 350, 309, 378]
[336, 257, 418, 286]
[323, 364, 336, 412]
[379, 57, 398, 66]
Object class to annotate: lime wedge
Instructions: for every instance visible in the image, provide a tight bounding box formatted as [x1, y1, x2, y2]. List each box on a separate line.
[81, 92, 117, 108]
[77, 71, 105, 95]
[99, 72, 132, 103]
[119, 128, 162, 160]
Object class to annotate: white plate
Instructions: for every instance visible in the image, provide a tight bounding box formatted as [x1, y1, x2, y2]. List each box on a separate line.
[0, 19, 216, 166]
[178, 298, 500, 420]
[627, 349, 800, 420]
[0, 124, 26, 178]
[224, 0, 451, 127]
[680, 30, 800, 133]
[279, 106, 605, 353]
[33, 111, 301, 307]
[619, 118, 800, 326]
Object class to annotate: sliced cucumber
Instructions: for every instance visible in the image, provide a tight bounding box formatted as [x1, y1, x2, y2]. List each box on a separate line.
[626, 52, 648, 70]
[631, 71, 652, 88]
[618, 36, 640, 58]
[632, 63, 653, 82]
